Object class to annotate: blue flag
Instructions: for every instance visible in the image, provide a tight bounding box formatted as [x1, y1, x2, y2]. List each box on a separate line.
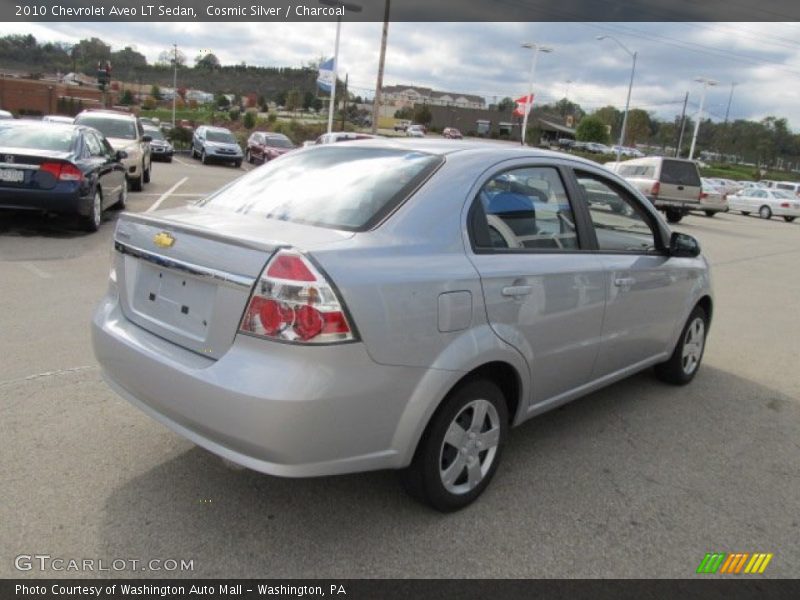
[316, 58, 335, 93]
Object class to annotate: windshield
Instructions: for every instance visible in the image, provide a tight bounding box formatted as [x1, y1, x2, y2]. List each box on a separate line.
[207, 130, 236, 143]
[144, 128, 165, 141]
[198, 146, 443, 231]
[265, 135, 293, 149]
[0, 125, 75, 151]
[75, 115, 136, 140]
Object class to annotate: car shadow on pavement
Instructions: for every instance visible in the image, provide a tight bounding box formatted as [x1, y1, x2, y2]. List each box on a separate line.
[98, 365, 800, 578]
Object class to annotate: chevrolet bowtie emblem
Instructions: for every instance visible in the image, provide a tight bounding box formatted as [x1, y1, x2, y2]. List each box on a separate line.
[153, 231, 176, 248]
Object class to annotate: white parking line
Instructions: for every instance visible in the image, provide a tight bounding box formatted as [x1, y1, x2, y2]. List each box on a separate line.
[21, 262, 52, 279]
[146, 176, 189, 213]
[136, 193, 206, 198]
[173, 156, 197, 168]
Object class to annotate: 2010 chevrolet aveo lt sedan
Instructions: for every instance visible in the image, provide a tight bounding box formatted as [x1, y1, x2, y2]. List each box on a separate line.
[92, 140, 712, 511]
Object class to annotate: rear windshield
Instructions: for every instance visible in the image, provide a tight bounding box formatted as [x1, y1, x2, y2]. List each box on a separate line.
[144, 128, 165, 141]
[0, 126, 75, 151]
[265, 135, 293, 148]
[206, 130, 236, 143]
[74, 115, 136, 140]
[660, 160, 701, 186]
[617, 164, 655, 178]
[198, 146, 443, 231]
[776, 183, 797, 190]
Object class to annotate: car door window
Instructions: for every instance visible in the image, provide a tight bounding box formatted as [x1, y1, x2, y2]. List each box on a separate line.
[84, 132, 105, 157]
[471, 167, 579, 251]
[576, 171, 660, 254]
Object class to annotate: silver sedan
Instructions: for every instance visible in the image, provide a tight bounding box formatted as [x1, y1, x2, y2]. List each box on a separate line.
[92, 140, 713, 511]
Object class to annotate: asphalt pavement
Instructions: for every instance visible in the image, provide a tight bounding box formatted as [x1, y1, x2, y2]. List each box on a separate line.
[1, 156, 798, 578]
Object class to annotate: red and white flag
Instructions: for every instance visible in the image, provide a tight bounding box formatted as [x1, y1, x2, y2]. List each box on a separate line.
[512, 94, 534, 117]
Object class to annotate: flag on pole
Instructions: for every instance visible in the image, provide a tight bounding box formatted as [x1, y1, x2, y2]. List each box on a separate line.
[512, 94, 534, 117]
[316, 58, 335, 93]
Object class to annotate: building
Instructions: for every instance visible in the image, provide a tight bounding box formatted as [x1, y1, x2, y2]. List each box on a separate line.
[381, 85, 485, 111]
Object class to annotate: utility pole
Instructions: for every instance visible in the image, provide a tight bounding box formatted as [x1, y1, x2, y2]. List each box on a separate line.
[172, 44, 178, 128]
[723, 82, 737, 124]
[675, 91, 688, 158]
[370, 0, 390, 134]
[341, 73, 348, 130]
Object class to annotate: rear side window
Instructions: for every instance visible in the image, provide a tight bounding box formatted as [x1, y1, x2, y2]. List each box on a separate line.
[617, 164, 655, 178]
[776, 183, 796, 191]
[660, 160, 701, 186]
[198, 146, 442, 231]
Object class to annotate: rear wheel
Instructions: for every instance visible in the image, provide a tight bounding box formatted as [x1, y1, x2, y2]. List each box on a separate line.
[741, 211, 750, 216]
[704, 210, 716, 217]
[399, 378, 508, 512]
[665, 208, 683, 223]
[142, 160, 151, 184]
[759, 205, 772, 219]
[784, 216, 796, 223]
[112, 182, 127, 210]
[82, 189, 102, 232]
[655, 305, 708, 385]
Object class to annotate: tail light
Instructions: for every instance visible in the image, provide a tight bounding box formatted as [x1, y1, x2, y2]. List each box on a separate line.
[239, 249, 356, 344]
[700, 192, 708, 200]
[650, 181, 660, 197]
[40, 162, 83, 182]
[780, 202, 790, 208]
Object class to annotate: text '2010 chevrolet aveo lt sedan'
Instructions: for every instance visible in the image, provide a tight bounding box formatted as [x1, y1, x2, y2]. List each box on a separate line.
[92, 140, 712, 511]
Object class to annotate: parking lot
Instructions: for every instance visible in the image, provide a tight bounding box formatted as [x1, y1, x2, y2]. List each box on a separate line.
[1, 157, 799, 578]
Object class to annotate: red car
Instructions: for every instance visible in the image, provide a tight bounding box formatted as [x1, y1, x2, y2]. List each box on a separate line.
[245, 132, 295, 164]
[443, 127, 463, 139]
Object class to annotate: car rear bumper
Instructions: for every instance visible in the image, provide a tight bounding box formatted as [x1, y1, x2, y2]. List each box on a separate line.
[0, 186, 86, 214]
[92, 292, 440, 477]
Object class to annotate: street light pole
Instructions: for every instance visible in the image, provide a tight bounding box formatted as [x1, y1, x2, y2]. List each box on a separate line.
[520, 42, 553, 146]
[371, 0, 390, 134]
[320, 0, 363, 135]
[171, 43, 178, 129]
[688, 76, 718, 161]
[723, 81, 738, 124]
[597, 35, 636, 163]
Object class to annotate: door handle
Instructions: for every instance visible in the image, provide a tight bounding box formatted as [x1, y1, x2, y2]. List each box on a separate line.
[502, 285, 532, 297]
[614, 277, 636, 287]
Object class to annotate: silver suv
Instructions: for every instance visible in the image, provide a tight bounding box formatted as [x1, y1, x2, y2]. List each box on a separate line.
[74, 109, 152, 191]
[614, 157, 703, 223]
[191, 125, 243, 167]
[93, 141, 712, 511]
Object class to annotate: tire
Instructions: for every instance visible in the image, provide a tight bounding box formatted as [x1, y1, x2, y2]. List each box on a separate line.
[142, 160, 151, 184]
[191, 146, 198, 159]
[784, 216, 796, 223]
[112, 182, 127, 210]
[399, 378, 508, 512]
[129, 173, 143, 192]
[166, 157, 173, 163]
[201, 150, 208, 165]
[245, 149, 253, 164]
[704, 210, 716, 217]
[741, 211, 750, 216]
[759, 205, 772, 219]
[665, 208, 683, 223]
[655, 305, 708, 385]
[234, 160, 242, 168]
[82, 189, 102, 232]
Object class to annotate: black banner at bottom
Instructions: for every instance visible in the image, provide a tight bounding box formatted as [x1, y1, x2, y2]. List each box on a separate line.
[3, 579, 800, 600]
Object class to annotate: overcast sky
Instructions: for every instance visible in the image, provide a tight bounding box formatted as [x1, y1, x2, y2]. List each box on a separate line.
[2, 21, 800, 129]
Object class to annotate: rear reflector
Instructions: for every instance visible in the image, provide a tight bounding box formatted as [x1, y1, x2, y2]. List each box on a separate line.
[239, 249, 356, 344]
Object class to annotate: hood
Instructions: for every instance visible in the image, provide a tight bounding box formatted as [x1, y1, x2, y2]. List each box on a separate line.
[206, 141, 240, 150]
[106, 137, 140, 151]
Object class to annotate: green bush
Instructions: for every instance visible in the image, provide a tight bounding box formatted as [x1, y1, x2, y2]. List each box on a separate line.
[243, 111, 256, 129]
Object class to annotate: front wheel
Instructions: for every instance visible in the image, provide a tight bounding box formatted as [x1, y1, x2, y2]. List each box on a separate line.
[759, 205, 772, 219]
[704, 210, 716, 217]
[655, 305, 708, 385]
[142, 160, 151, 184]
[665, 208, 683, 223]
[234, 160, 242, 168]
[399, 378, 508, 512]
[201, 150, 208, 165]
[784, 216, 796, 223]
[82, 189, 103, 232]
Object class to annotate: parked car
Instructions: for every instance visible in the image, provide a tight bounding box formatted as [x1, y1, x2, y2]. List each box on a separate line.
[143, 125, 174, 162]
[615, 156, 702, 223]
[728, 188, 800, 222]
[0, 120, 127, 231]
[0, 109, 13, 120]
[406, 124, 425, 138]
[699, 179, 728, 216]
[74, 109, 152, 191]
[313, 132, 381, 145]
[191, 125, 243, 167]
[393, 119, 411, 132]
[585, 142, 612, 154]
[246, 132, 295, 164]
[92, 140, 712, 511]
[442, 127, 463, 139]
[773, 181, 800, 197]
[42, 115, 74, 124]
[557, 138, 575, 150]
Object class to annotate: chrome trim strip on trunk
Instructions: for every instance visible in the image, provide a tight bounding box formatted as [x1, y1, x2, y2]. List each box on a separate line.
[114, 241, 256, 290]
[0, 162, 40, 170]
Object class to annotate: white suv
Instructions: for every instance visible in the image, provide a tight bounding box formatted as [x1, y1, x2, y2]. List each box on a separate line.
[74, 110, 152, 191]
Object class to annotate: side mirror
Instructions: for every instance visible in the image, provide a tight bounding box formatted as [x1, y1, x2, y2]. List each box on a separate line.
[669, 232, 700, 258]
[115, 150, 128, 161]
[142, 134, 152, 143]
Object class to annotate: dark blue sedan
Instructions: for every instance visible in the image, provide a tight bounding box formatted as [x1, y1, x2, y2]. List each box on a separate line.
[0, 121, 127, 231]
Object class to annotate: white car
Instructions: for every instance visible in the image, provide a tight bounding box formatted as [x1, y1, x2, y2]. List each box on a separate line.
[406, 124, 425, 138]
[699, 179, 728, 216]
[729, 188, 800, 222]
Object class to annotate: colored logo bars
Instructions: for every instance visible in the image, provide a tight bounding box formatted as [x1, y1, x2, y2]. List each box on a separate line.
[696, 552, 773, 574]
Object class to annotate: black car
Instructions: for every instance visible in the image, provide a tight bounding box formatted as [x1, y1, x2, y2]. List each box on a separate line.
[144, 125, 174, 162]
[0, 121, 127, 231]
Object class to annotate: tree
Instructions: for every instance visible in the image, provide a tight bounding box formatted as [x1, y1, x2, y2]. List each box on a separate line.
[215, 93, 230, 109]
[195, 52, 220, 70]
[592, 105, 621, 140]
[623, 108, 652, 146]
[414, 104, 432, 126]
[394, 106, 414, 120]
[111, 46, 146, 70]
[497, 97, 515, 113]
[575, 115, 609, 144]
[157, 48, 187, 67]
[243, 111, 256, 129]
[119, 89, 135, 105]
[150, 84, 162, 100]
[285, 89, 302, 112]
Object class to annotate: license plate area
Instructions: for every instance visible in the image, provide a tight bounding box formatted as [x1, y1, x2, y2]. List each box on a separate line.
[0, 168, 24, 183]
[132, 264, 216, 340]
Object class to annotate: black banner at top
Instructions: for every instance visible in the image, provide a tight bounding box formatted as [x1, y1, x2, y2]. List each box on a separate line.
[3, 0, 800, 22]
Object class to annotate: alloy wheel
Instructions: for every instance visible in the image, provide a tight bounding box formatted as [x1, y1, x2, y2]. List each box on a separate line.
[682, 317, 705, 375]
